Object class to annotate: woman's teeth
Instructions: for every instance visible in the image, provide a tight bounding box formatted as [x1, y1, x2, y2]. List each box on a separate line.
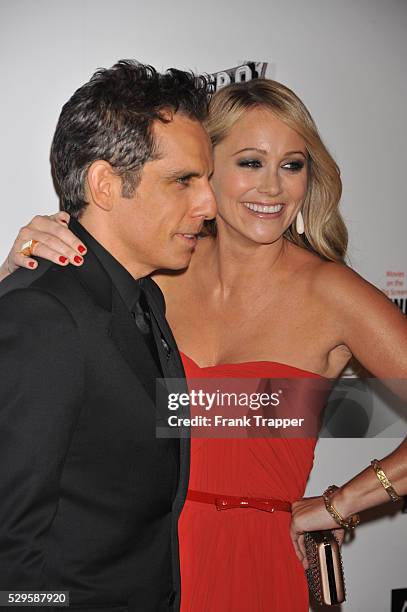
[243, 203, 283, 213]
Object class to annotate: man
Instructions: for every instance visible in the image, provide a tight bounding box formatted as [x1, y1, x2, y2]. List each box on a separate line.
[0, 60, 216, 611]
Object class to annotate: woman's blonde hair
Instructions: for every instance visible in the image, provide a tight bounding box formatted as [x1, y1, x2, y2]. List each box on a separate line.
[205, 79, 347, 262]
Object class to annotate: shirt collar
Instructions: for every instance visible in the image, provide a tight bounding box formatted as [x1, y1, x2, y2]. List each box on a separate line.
[70, 219, 142, 313]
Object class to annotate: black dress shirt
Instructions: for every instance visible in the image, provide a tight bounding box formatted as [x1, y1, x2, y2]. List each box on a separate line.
[73, 221, 162, 373]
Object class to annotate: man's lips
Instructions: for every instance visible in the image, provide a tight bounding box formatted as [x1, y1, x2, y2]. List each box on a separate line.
[175, 232, 199, 246]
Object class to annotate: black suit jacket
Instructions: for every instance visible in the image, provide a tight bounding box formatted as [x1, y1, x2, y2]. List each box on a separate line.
[0, 228, 190, 611]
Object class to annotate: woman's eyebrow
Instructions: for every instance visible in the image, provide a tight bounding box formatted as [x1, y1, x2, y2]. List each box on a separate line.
[233, 147, 307, 158]
[284, 150, 307, 158]
[233, 147, 268, 156]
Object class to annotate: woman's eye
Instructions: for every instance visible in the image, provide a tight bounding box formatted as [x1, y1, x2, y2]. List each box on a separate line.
[237, 159, 263, 169]
[282, 160, 305, 172]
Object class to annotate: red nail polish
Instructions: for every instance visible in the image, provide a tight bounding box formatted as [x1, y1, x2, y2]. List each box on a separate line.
[59, 256, 68, 264]
[28, 261, 36, 268]
[77, 245, 86, 254]
[74, 255, 83, 264]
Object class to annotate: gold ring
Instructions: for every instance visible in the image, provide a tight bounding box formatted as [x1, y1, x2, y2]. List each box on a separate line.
[19, 239, 39, 257]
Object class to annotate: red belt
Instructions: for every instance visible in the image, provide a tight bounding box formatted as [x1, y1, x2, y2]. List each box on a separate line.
[187, 489, 291, 513]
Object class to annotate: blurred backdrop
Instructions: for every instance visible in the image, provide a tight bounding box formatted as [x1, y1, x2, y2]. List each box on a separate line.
[0, 1, 406, 610]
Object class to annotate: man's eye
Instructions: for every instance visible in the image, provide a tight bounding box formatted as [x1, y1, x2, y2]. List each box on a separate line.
[176, 176, 192, 186]
[237, 159, 262, 169]
[282, 160, 305, 172]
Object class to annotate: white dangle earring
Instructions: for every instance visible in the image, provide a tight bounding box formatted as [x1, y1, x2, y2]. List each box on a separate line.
[296, 210, 305, 235]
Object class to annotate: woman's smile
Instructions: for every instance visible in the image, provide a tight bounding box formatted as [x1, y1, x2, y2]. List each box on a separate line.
[242, 201, 285, 217]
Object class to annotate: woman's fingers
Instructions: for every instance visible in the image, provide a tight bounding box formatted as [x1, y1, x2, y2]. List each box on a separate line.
[10, 213, 87, 270]
[333, 528, 345, 546]
[11, 229, 82, 268]
[6, 251, 37, 271]
[290, 498, 345, 572]
[23, 213, 86, 255]
[290, 524, 309, 570]
[49, 211, 70, 226]
[290, 531, 304, 564]
[30, 238, 80, 267]
[297, 534, 309, 570]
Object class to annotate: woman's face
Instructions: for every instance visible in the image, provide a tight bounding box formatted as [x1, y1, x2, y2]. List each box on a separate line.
[211, 107, 308, 245]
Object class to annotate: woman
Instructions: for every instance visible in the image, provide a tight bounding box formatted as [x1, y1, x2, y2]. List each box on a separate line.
[2, 79, 407, 611]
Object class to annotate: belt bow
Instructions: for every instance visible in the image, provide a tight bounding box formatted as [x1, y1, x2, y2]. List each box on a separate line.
[187, 490, 291, 513]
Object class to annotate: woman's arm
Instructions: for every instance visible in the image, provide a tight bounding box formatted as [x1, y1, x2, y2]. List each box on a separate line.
[290, 438, 407, 568]
[332, 438, 407, 515]
[291, 264, 407, 568]
[0, 212, 86, 281]
[317, 262, 407, 392]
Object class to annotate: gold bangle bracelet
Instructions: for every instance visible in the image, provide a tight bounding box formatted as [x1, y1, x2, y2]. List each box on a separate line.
[371, 459, 401, 502]
[323, 485, 360, 530]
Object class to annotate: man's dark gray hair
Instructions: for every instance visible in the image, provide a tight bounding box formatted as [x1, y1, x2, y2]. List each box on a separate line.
[51, 60, 210, 218]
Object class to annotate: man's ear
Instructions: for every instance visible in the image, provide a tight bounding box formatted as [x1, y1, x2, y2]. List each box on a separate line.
[86, 160, 121, 211]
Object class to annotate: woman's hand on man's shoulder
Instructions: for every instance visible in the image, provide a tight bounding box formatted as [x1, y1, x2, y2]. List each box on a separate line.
[0, 212, 87, 282]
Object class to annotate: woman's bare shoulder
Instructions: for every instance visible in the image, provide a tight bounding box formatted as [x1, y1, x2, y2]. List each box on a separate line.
[310, 257, 385, 305]
[285, 243, 370, 292]
[285, 243, 397, 319]
[310, 256, 406, 344]
[282, 242, 337, 282]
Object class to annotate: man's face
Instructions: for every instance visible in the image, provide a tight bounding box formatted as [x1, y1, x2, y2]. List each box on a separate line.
[113, 113, 216, 274]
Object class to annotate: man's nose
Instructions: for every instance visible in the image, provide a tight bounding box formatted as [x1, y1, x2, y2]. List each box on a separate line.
[195, 184, 217, 220]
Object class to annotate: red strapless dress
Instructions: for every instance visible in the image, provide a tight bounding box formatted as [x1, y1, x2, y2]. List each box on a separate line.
[179, 353, 324, 612]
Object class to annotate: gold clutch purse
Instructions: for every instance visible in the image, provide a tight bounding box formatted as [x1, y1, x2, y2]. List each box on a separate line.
[304, 530, 346, 606]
